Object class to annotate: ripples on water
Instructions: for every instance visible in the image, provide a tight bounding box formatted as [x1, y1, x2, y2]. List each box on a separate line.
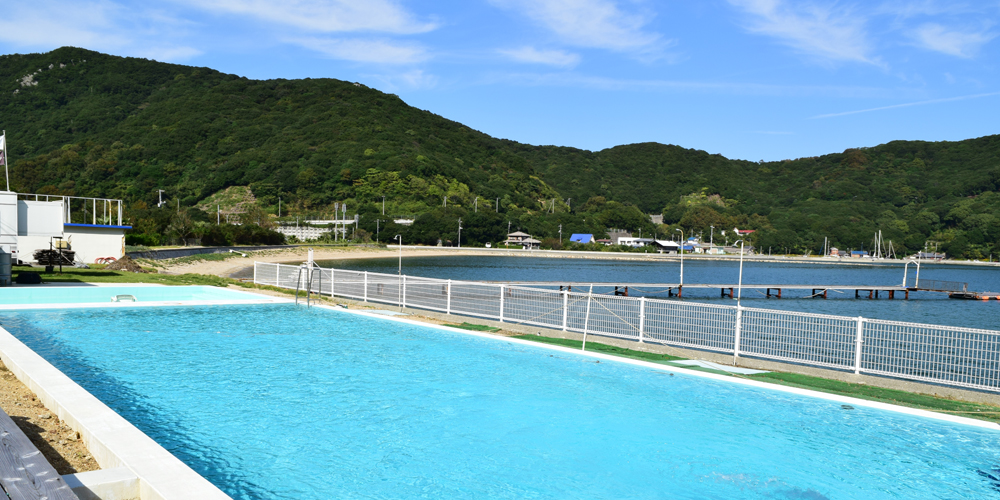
[316, 255, 1000, 330]
[5, 304, 1000, 500]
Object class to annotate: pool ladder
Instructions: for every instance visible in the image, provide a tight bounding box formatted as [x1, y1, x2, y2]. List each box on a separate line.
[294, 263, 322, 307]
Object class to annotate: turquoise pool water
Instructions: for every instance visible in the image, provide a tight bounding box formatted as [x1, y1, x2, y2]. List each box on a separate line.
[0, 285, 265, 305]
[3, 304, 1000, 499]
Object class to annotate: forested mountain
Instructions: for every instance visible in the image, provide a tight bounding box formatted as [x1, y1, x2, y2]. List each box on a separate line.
[2, 47, 999, 258]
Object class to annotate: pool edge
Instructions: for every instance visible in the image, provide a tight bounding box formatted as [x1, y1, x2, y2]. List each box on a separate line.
[0, 325, 232, 500]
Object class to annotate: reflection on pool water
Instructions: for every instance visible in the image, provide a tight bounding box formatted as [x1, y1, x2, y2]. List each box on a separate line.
[2, 303, 999, 500]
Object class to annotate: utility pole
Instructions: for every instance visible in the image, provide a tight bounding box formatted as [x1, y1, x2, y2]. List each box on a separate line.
[566, 198, 571, 211]
[157, 190, 165, 208]
[278, 197, 281, 217]
[457, 218, 462, 248]
[334, 203, 340, 241]
[496, 197, 499, 213]
[443, 196, 447, 208]
[217, 205, 220, 225]
[381, 194, 386, 215]
[559, 224, 562, 245]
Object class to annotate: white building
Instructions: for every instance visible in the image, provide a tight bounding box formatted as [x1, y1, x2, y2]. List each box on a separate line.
[618, 237, 654, 247]
[0, 191, 129, 265]
[276, 225, 331, 241]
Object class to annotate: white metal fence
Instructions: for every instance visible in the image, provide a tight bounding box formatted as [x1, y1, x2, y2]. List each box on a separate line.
[254, 262, 1000, 393]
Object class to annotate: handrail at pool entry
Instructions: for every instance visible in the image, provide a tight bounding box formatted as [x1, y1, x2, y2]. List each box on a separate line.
[254, 261, 1000, 394]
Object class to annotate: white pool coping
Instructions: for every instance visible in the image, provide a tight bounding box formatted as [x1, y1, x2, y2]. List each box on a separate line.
[0, 325, 232, 500]
[332, 304, 1000, 431]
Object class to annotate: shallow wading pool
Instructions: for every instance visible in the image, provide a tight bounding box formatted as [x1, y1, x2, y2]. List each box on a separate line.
[2, 302, 1000, 499]
[0, 284, 279, 308]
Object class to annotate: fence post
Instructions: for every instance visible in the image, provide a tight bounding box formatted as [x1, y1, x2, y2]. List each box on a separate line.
[638, 297, 646, 343]
[402, 275, 407, 309]
[854, 316, 864, 374]
[363, 271, 368, 302]
[582, 289, 593, 351]
[446, 280, 452, 315]
[733, 305, 743, 365]
[331, 268, 336, 298]
[499, 285, 505, 322]
[561, 291, 568, 331]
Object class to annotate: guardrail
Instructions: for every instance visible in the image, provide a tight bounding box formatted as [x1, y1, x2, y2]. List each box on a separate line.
[254, 262, 1000, 393]
[913, 279, 968, 293]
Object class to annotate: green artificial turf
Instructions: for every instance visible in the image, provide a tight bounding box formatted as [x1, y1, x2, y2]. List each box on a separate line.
[747, 372, 1000, 423]
[446, 323, 501, 333]
[513, 334, 686, 364]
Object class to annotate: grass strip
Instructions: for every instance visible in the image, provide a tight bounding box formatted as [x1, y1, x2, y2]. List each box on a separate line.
[513, 335, 686, 364]
[745, 372, 1000, 423]
[15, 267, 236, 286]
[446, 323, 501, 333]
[516, 334, 1000, 423]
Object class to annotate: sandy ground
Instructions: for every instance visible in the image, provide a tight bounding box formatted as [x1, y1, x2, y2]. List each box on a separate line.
[159, 247, 486, 277]
[0, 360, 100, 474]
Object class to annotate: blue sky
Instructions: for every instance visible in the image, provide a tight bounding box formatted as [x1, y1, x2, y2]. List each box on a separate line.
[1, 0, 998, 161]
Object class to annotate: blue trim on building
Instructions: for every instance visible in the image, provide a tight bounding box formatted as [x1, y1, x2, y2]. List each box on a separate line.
[64, 223, 132, 230]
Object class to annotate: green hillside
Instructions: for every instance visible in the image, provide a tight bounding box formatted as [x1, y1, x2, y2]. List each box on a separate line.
[2, 47, 999, 258]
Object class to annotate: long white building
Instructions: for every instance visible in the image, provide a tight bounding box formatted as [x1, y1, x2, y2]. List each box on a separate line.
[0, 191, 130, 265]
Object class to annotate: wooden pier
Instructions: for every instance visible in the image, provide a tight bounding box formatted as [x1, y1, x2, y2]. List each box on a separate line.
[510, 279, 993, 300]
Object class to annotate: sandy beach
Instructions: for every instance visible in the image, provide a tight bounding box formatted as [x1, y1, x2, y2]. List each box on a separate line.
[158, 247, 491, 278]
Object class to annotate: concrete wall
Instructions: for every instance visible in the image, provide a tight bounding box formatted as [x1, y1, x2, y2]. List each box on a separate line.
[0, 192, 17, 258]
[65, 226, 126, 263]
[17, 200, 64, 236]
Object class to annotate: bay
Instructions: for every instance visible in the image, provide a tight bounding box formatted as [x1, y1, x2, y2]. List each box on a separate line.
[316, 255, 1000, 331]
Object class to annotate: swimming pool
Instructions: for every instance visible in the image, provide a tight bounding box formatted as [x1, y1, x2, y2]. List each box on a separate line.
[0, 285, 281, 308]
[2, 303, 999, 499]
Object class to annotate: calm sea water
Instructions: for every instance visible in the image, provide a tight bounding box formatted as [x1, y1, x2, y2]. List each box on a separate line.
[317, 255, 1000, 330]
[4, 304, 1000, 500]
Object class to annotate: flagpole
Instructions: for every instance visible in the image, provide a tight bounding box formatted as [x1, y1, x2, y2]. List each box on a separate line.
[3, 129, 8, 191]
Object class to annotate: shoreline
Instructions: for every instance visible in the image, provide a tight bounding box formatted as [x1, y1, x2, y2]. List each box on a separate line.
[156, 244, 1000, 280]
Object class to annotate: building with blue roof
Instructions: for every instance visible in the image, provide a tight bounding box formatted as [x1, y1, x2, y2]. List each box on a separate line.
[569, 234, 594, 244]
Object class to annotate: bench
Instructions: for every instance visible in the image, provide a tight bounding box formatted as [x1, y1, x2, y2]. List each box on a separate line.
[0, 408, 79, 500]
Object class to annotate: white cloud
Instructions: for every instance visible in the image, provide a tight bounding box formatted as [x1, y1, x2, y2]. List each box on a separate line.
[490, 0, 667, 57]
[499, 46, 580, 67]
[482, 71, 912, 99]
[365, 69, 439, 91]
[811, 91, 1000, 118]
[190, 0, 436, 34]
[0, 1, 128, 49]
[911, 23, 996, 58]
[727, 0, 876, 65]
[0, 1, 201, 62]
[290, 37, 429, 64]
